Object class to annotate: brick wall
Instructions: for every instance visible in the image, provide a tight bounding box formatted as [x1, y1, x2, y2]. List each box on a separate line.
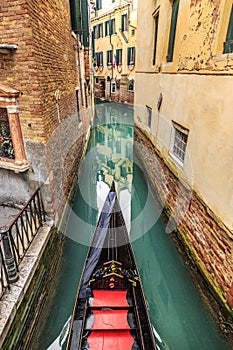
[0, 0, 91, 218]
[134, 126, 233, 311]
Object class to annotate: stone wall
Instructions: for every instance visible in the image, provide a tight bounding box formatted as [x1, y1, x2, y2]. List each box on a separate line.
[134, 126, 233, 312]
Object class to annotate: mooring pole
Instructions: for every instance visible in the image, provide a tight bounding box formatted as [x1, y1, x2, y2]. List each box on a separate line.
[1, 230, 18, 283]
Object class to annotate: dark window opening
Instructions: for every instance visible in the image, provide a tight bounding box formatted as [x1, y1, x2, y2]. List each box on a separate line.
[0, 108, 14, 159]
[153, 13, 159, 65]
[167, 0, 179, 62]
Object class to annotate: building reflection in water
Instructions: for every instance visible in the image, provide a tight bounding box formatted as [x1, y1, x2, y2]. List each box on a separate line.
[94, 103, 134, 233]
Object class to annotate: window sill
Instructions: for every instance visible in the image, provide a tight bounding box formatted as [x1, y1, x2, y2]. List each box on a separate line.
[169, 152, 184, 169]
[0, 159, 29, 173]
[213, 53, 233, 61]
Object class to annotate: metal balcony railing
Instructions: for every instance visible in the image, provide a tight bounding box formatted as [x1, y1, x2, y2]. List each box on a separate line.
[0, 188, 46, 299]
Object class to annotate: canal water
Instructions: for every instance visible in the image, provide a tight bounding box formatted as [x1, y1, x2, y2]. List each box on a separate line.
[30, 102, 231, 350]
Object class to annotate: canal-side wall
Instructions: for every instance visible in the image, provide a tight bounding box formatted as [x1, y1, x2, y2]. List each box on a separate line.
[0, 126, 92, 349]
[134, 126, 233, 319]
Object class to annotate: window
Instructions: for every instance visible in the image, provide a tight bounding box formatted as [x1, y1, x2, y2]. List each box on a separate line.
[107, 50, 113, 66]
[146, 106, 152, 129]
[116, 49, 122, 65]
[153, 13, 159, 65]
[111, 19, 116, 34]
[95, 52, 103, 66]
[170, 122, 189, 166]
[93, 26, 98, 39]
[0, 108, 14, 159]
[105, 21, 110, 36]
[223, 5, 233, 53]
[167, 0, 179, 62]
[127, 47, 135, 65]
[111, 81, 116, 93]
[95, 77, 99, 84]
[121, 14, 128, 31]
[131, 29, 135, 36]
[96, 0, 102, 10]
[128, 79, 134, 91]
[99, 23, 103, 38]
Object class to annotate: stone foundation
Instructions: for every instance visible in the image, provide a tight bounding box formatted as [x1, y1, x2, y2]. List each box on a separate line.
[134, 125, 233, 315]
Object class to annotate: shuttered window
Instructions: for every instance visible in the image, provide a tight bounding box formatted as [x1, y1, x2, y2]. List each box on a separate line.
[107, 50, 113, 65]
[167, 0, 179, 62]
[116, 49, 122, 65]
[153, 13, 159, 65]
[223, 5, 233, 53]
[127, 47, 135, 65]
[121, 14, 128, 31]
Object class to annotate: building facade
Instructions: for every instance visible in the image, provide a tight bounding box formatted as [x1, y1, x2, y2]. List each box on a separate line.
[134, 0, 233, 311]
[91, 0, 137, 104]
[0, 0, 93, 221]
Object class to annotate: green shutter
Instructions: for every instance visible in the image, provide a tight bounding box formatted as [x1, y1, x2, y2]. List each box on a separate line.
[153, 14, 159, 65]
[127, 47, 130, 65]
[116, 49, 119, 65]
[121, 15, 124, 31]
[224, 5, 233, 53]
[167, 0, 179, 62]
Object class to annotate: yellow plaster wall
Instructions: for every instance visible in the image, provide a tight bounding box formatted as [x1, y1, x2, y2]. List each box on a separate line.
[135, 0, 233, 230]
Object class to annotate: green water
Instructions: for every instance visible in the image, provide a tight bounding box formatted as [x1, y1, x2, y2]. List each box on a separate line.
[30, 102, 231, 350]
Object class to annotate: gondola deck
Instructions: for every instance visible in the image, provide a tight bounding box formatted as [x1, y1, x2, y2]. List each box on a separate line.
[66, 182, 157, 350]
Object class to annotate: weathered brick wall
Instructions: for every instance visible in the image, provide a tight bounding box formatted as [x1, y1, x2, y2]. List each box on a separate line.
[0, 0, 80, 142]
[0, 0, 91, 219]
[134, 126, 233, 310]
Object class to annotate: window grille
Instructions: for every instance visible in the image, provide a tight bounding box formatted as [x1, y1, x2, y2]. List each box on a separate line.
[0, 108, 14, 159]
[170, 123, 189, 165]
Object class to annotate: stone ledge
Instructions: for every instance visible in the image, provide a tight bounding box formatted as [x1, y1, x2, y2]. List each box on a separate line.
[0, 220, 54, 348]
[0, 160, 29, 173]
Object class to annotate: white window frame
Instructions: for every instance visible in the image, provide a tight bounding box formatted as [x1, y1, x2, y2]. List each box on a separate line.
[170, 122, 189, 167]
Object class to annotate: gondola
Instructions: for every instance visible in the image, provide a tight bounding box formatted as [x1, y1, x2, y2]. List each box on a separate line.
[66, 182, 157, 350]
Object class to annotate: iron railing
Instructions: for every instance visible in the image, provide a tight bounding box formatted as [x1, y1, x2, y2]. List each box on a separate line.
[0, 188, 46, 298]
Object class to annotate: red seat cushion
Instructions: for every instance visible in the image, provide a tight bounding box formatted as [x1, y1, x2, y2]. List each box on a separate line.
[92, 290, 129, 308]
[91, 309, 130, 330]
[88, 330, 134, 350]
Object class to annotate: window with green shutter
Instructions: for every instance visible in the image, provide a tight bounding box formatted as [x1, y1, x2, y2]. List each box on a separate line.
[167, 0, 179, 62]
[107, 50, 113, 66]
[127, 47, 135, 65]
[121, 14, 128, 31]
[116, 49, 122, 65]
[223, 5, 233, 53]
[105, 21, 110, 36]
[153, 13, 159, 65]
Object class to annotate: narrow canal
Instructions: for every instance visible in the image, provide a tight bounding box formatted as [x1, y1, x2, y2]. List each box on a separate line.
[30, 103, 231, 350]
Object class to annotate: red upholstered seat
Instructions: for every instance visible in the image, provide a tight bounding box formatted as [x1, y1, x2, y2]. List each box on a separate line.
[91, 309, 130, 330]
[92, 290, 128, 308]
[88, 330, 134, 350]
